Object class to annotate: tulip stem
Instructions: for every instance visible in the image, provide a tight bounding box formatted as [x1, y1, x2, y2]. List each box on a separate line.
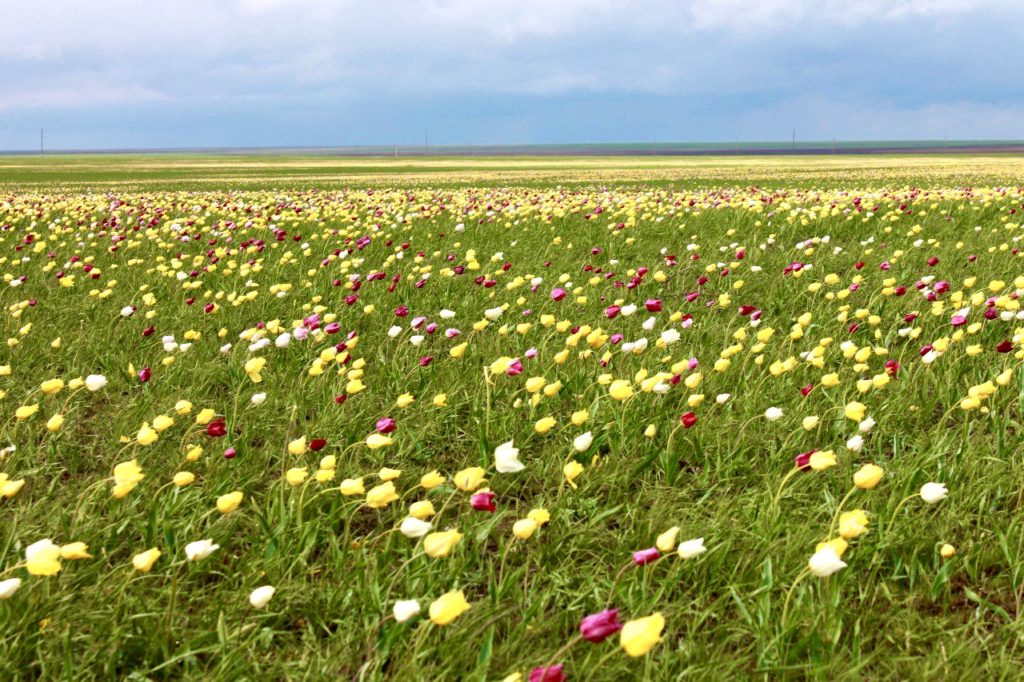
[780, 567, 811, 628]
[771, 466, 802, 511]
[539, 633, 583, 678]
[884, 494, 918, 532]
[605, 560, 635, 608]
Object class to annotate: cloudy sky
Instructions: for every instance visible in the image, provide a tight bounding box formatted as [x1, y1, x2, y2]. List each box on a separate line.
[2, 0, 1023, 150]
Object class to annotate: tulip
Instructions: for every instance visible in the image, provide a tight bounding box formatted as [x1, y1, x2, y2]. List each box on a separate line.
[620, 612, 665, 656]
[409, 500, 436, 519]
[84, 374, 107, 391]
[529, 665, 566, 682]
[809, 450, 836, 471]
[677, 537, 707, 559]
[844, 401, 867, 422]
[365, 481, 399, 508]
[420, 470, 445, 489]
[454, 467, 487, 491]
[940, 544, 956, 559]
[393, 599, 421, 622]
[60, 544, 93, 561]
[764, 407, 783, 421]
[470, 490, 496, 512]
[132, 548, 161, 572]
[0, 473, 25, 498]
[573, 431, 593, 452]
[838, 509, 869, 539]
[339, 478, 365, 496]
[808, 546, 846, 577]
[366, 433, 393, 449]
[0, 578, 22, 600]
[25, 539, 61, 576]
[512, 518, 539, 539]
[287, 437, 307, 455]
[249, 585, 276, 609]
[423, 530, 463, 558]
[563, 461, 584, 488]
[656, 527, 680, 552]
[580, 608, 623, 643]
[428, 589, 470, 625]
[633, 547, 660, 565]
[853, 464, 884, 489]
[920, 482, 948, 504]
[216, 491, 244, 514]
[185, 539, 220, 561]
[400, 517, 433, 538]
[494, 441, 525, 473]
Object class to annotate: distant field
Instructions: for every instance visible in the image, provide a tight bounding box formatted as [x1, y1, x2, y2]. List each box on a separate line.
[2, 153, 1024, 190]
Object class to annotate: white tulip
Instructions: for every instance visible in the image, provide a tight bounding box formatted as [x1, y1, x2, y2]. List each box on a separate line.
[399, 517, 432, 539]
[716, 393, 731, 404]
[251, 393, 267, 406]
[846, 434, 864, 452]
[920, 482, 948, 504]
[494, 440, 525, 473]
[85, 374, 107, 391]
[185, 539, 220, 561]
[858, 417, 876, 433]
[393, 599, 421, 622]
[439, 309, 456, 319]
[764, 407, 784, 421]
[275, 333, 291, 348]
[0, 578, 22, 600]
[808, 546, 847, 577]
[677, 537, 706, 559]
[249, 585, 276, 609]
[573, 431, 593, 452]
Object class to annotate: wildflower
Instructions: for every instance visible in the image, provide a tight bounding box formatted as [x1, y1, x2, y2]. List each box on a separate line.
[378, 467, 402, 481]
[365, 481, 399, 508]
[853, 464, 884, 489]
[838, 509, 869, 539]
[136, 423, 158, 446]
[15, 404, 39, 420]
[287, 437, 307, 455]
[132, 548, 161, 572]
[808, 546, 846, 577]
[251, 393, 267, 406]
[286, 467, 308, 486]
[196, 408, 217, 425]
[764, 407, 784, 421]
[396, 393, 415, 408]
[580, 608, 623, 643]
[529, 665, 566, 682]
[940, 544, 957, 558]
[677, 537, 707, 559]
[409, 500, 436, 519]
[393, 599, 421, 622]
[608, 380, 633, 401]
[494, 441, 525, 473]
[428, 589, 470, 625]
[45, 414, 64, 432]
[423, 530, 463, 558]
[844, 401, 867, 422]
[112, 460, 145, 498]
[573, 431, 594, 452]
[40, 379, 64, 396]
[85, 374, 107, 391]
[656, 527, 680, 552]
[528, 508, 551, 525]
[563, 461, 584, 488]
[920, 482, 948, 503]
[340, 478, 365, 496]
[454, 467, 487, 491]
[470, 490, 496, 512]
[512, 518, 539, 539]
[809, 450, 836, 471]
[25, 539, 61, 576]
[152, 414, 175, 432]
[185, 539, 220, 561]
[244, 357, 266, 383]
[534, 416, 557, 434]
[633, 547, 660, 565]
[620, 612, 665, 656]
[420, 470, 445, 489]
[216, 491, 244, 514]
[0, 473, 25, 498]
[0, 578, 22, 599]
[59, 542, 91, 560]
[249, 585, 276, 609]
[366, 433, 393, 449]
[802, 415, 820, 430]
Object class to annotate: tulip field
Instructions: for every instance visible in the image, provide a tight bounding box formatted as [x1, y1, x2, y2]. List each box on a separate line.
[4, 155, 1024, 679]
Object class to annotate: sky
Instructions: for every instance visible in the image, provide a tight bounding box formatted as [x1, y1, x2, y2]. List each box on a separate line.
[2, 0, 1024, 150]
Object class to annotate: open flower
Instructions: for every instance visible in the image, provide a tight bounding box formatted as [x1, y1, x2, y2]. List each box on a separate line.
[494, 441, 524, 473]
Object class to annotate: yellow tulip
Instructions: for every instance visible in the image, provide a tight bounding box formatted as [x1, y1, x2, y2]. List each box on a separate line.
[216, 490, 244, 514]
[423, 530, 463, 558]
[132, 548, 161, 572]
[620, 612, 665, 657]
[365, 481, 398, 508]
[453, 467, 487, 491]
[853, 464, 884, 490]
[428, 589, 470, 625]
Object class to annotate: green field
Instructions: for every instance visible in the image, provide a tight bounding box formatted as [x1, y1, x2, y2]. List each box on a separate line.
[1, 155, 1024, 679]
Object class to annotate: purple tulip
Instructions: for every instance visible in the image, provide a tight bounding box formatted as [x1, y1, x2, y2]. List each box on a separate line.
[580, 608, 623, 643]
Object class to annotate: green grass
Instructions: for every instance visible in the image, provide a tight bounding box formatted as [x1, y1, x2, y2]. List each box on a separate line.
[1, 158, 1024, 679]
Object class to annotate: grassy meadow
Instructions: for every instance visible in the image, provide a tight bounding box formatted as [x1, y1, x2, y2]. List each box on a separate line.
[1, 154, 1024, 679]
